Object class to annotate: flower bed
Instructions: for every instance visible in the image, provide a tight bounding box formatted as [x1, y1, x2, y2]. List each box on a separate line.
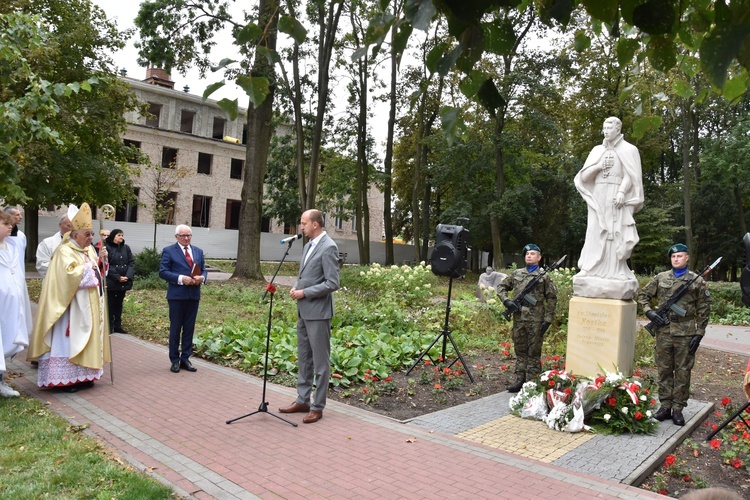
[510, 368, 659, 434]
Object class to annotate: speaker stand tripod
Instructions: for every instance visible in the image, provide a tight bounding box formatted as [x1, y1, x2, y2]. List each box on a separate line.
[406, 276, 474, 382]
[227, 242, 298, 427]
[706, 401, 750, 441]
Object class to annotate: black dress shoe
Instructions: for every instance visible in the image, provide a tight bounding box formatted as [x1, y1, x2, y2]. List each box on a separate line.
[180, 360, 197, 372]
[654, 406, 672, 421]
[672, 409, 685, 426]
[170, 362, 180, 373]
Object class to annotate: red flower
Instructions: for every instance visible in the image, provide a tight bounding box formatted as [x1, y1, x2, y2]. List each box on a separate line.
[564, 388, 572, 395]
[635, 411, 643, 420]
[424, 360, 431, 366]
[553, 355, 561, 361]
[683, 474, 690, 482]
[721, 397, 732, 407]
[500, 365, 508, 371]
[372, 376, 380, 382]
[548, 380, 555, 387]
[730, 457, 744, 469]
[732, 434, 739, 442]
[437, 356, 444, 362]
[362, 388, 369, 393]
[709, 439, 721, 450]
[650, 399, 656, 406]
[434, 383, 441, 390]
[664, 455, 676, 467]
[385, 377, 392, 382]
[502, 350, 510, 356]
[659, 489, 668, 495]
[595, 376, 606, 385]
[607, 397, 617, 407]
[443, 367, 451, 374]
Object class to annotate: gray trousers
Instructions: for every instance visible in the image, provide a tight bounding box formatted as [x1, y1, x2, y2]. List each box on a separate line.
[295, 317, 331, 411]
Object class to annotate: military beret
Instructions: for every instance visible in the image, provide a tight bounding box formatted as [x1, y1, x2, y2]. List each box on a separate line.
[668, 243, 689, 256]
[523, 244, 541, 256]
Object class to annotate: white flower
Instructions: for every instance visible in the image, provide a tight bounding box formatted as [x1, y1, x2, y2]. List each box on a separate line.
[391, 265, 398, 269]
[488, 286, 495, 292]
[640, 395, 647, 401]
[487, 298, 496, 305]
[423, 283, 431, 288]
[646, 410, 652, 418]
[415, 286, 420, 291]
[621, 407, 629, 414]
[479, 284, 486, 289]
[360, 271, 365, 276]
[603, 414, 611, 422]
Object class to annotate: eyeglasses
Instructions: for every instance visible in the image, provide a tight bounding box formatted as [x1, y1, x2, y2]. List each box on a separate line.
[177, 234, 192, 238]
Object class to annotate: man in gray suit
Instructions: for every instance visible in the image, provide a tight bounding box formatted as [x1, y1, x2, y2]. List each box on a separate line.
[279, 209, 340, 424]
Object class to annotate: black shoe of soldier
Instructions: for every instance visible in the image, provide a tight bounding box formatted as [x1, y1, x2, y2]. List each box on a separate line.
[507, 380, 525, 393]
[672, 409, 685, 426]
[654, 406, 672, 421]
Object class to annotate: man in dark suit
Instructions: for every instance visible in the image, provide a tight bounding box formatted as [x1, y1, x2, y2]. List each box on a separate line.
[279, 209, 340, 424]
[159, 224, 207, 373]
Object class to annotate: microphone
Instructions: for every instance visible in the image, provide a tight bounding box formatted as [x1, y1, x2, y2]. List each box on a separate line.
[280, 234, 302, 245]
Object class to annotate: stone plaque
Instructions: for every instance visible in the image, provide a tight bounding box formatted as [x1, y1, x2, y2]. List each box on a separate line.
[565, 296, 637, 378]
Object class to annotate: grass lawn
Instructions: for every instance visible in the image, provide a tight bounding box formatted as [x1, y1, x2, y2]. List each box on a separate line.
[0, 395, 174, 498]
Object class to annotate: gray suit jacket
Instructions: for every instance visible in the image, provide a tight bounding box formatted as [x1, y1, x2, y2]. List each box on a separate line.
[295, 233, 340, 320]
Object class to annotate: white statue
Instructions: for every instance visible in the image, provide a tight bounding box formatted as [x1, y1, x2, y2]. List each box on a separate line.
[573, 116, 643, 300]
[476, 266, 506, 301]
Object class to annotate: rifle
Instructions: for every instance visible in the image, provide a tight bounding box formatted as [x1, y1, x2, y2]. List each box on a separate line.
[502, 255, 566, 321]
[644, 257, 722, 337]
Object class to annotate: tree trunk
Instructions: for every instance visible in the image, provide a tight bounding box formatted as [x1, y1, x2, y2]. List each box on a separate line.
[680, 100, 694, 267]
[233, 0, 278, 280]
[491, 115, 506, 269]
[305, 1, 344, 211]
[382, 5, 399, 266]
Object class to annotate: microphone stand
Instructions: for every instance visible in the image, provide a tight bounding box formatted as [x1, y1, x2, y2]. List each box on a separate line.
[227, 239, 298, 427]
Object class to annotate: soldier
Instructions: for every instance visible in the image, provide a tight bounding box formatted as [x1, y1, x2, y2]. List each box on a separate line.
[637, 243, 711, 426]
[498, 244, 557, 393]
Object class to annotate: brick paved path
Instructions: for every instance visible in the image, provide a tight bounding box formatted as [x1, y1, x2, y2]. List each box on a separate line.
[10, 335, 660, 499]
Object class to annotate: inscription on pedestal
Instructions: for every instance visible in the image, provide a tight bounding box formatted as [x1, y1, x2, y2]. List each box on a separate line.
[566, 296, 637, 379]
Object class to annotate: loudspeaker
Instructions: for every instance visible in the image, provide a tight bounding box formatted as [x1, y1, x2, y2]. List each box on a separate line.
[431, 224, 469, 278]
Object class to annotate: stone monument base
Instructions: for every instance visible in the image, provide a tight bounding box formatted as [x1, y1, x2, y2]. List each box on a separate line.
[572, 275, 638, 300]
[565, 296, 637, 379]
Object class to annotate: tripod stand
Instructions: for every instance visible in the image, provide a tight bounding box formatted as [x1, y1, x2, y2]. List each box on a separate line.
[406, 276, 474, 382]
[706, 401, 750, 441]
[227, 241, 298, 427]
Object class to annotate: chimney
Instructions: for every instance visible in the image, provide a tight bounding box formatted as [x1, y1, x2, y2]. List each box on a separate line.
[143, 67, 175, 89]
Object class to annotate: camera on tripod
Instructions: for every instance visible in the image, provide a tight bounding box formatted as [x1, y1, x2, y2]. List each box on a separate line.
[430, 218, 469, 279]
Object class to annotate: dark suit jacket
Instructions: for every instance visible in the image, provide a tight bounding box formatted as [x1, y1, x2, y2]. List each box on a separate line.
[159, 243, 207, 301]
[295, 233, 340, 320]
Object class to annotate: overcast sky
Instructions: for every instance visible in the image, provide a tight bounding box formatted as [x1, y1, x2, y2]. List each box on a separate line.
[92, 0, 246, 103]
[92, 0, 392, 152]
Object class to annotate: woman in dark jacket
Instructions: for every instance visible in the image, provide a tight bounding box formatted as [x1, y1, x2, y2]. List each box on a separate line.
[104, 229, 135, 334]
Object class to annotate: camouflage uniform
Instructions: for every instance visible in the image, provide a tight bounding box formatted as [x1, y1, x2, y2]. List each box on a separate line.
[498, 268, 557, 381]
[637, 270, 711, 411]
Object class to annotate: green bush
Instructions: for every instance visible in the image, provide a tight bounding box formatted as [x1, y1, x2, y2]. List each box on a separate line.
[134, 247, 162, 277]
[133, 272, 167, 290]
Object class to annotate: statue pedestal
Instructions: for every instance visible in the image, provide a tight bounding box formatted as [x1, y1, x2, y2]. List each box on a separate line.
[565, 296, 637, 378]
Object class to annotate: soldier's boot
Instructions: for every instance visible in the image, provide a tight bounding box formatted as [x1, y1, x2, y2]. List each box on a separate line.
[507, 376, 526, 393]
[654, 406, 672, 421]
[672, 409, 685, 426]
